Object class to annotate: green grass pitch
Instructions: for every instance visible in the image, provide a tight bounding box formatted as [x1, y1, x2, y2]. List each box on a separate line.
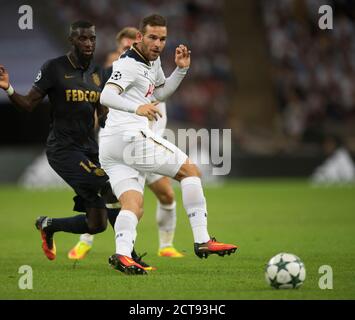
[0, 180, 354, 299]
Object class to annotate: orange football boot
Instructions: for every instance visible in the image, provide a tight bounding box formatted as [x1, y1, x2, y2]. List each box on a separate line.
[35, 216, 56, 260]
[109, 254, 147, 275]
[194, 237, 238, 259]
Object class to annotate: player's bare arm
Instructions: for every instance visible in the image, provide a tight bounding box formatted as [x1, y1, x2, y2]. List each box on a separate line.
[0, 65, 44, 112]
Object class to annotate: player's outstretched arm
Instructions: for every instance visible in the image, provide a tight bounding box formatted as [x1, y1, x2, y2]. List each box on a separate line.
[154, 45, 191, 101]
[100, 84, 162, 121]
[0, 65, 44, 112]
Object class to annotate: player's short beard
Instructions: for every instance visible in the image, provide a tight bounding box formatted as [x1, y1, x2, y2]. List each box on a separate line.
[137, 41, 152, 61]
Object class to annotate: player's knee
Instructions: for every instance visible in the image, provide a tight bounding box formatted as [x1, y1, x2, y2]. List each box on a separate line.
[122, 203, 144, 219]
[120, 199, 143, 219]
[193, 165, 202, 178]
[158, 189, 175, 205]
[85, 206, 108, 234]
[88, 219, 107, 234]
[119, 191, 144, 219]
[175, 162, 201, 181]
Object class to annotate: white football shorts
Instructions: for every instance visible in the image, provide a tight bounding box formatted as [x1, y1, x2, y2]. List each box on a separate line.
[99, 129, 187, 199]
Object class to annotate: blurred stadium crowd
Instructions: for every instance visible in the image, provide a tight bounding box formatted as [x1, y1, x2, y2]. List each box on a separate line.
[262, 0, 355, 149]
[53, 0, 232, 129]
[1, 0, 355, 182]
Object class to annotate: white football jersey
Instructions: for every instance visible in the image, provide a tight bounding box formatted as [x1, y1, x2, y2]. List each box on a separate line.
[100, 45, 165, 138]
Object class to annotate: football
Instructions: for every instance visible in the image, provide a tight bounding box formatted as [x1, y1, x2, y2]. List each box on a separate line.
[265, 253, 306, 289]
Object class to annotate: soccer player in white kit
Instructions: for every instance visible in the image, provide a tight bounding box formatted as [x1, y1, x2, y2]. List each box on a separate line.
[68, 27, 184, 261]
[99, 14, 237, 275]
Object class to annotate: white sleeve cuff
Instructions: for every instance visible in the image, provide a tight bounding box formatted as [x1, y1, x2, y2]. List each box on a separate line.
[100, 84, 138, 113]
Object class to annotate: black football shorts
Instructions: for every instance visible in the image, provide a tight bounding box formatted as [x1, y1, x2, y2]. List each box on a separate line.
[46, 148, 109, 212]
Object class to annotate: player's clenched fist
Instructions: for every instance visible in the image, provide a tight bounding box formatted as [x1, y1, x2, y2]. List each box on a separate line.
[0, 65, 10, 90]
[175, 44, 191, 69]
[136, 101, 162, 121]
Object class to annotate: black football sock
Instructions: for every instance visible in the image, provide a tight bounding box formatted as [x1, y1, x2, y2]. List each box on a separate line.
[131, 248, 138, 259]
[107, 208, 121, 228]
[46, 215, 90, 234]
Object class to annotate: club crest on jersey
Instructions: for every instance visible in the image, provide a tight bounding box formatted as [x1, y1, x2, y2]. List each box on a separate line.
[92, 73, 101, 87]
[94, 168, 106, 177]
[111, 71, 122, 81]
[35, 70, 42, 82]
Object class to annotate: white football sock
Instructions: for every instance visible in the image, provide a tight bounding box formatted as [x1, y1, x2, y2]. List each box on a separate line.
[181, 176, 210, 244]
[114, 210, 138, 257]
[156, 201, 176, 248]
[80, 233, 94, 246]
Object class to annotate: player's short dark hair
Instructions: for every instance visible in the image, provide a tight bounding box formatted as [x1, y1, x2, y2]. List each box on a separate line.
[69, 20, 94, 36]
[139, 14, 167, 34]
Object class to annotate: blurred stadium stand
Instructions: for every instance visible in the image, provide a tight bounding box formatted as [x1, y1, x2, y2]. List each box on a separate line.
[0, 0, 63, 100]
[261, 0, 355, 151]
[0, 0, 354, 182]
